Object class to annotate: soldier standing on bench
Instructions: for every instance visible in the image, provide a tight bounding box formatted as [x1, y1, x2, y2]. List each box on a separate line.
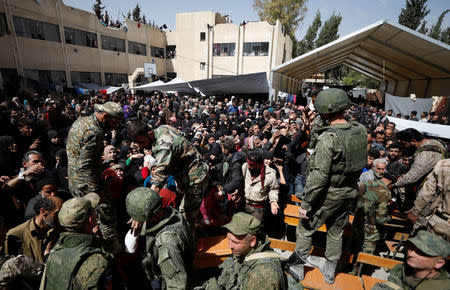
[285, 89, 367, 284]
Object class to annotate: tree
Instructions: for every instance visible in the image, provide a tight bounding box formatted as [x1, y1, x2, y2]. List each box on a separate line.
[440, 27, 450, 45]
[142, 15, 147, 25]
[398, 0, 430, 30]
[418, 20, 428, 34]
[428, 9, 449, 40]
[315, 12, 341, 48]
[132, 4, 141, 22]
[314, 12, 342, 82]
[297, 10, 321, 55]
[92, 0, 105, 20]
[342, 69, 379, 89]
[126, 11, 131, 19]
[253, 0, 308, 51]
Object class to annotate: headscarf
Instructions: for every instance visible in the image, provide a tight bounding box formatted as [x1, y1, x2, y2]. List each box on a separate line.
[244, 136, 260, 150]
[0, 136, 20, 176]
[246, 156, 265, 192]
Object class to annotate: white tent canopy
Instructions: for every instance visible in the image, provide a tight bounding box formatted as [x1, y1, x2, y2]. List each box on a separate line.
[271, 19, 450, 97]
[387, 116, 450, 139]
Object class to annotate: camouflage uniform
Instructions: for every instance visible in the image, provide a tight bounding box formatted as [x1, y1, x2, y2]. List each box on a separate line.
[126, 187, 193, 289]
[203, 212, 287, 290]
[0, 255, 44, 289]
[67, 113, 104, 197]
[66, 102, 123, 242]
[353, 180, 392, 254]
[151, 125, 209, 223]
[40, 196, 113, 290]
[393, 139, 445, 189]
[372, 231, 450, 290]
[409, 159, 450, 241]
[295, 121, 367, 262]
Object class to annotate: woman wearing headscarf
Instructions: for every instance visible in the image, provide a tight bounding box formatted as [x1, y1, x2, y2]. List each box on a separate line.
[0, 136, 21, 177]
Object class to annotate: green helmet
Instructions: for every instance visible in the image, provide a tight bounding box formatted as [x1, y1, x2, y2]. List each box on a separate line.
[314, 88, 350, 114]
[126, 187, 162, 222]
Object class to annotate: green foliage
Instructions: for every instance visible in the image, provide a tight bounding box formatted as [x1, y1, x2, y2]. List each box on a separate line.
[132, 4, 141, 22]
[126, 11, 131, 19]
[342, 69, 379, 89]
[253, 0, 308, 43]
[315, 12, 342, 48]
[418, 20, 428, 34]
[428, 9, 449, 40]
[92, 0, 104, 20]
[142, 15, 147, 25]
[440, 27, 450, 45]
[398, 0, 430, 30]
[297, 10, 321, 55]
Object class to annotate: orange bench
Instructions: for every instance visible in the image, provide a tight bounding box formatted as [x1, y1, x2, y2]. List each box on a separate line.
[194, 236, 354, 269]
[355, 252, 403, 276]
[283, 204, 354, 236]
[302, 266, 364, 290]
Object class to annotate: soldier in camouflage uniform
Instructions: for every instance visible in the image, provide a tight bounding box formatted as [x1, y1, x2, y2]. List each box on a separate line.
[353, 162, 406, 255]
[202, 212, 287, 290]
[372, 231, 450, 290]
[0, 255, 44, 289]
[407, 159, 450, 241]
[125, 187, 193, 289]
[127, 121, 209, 228]
[285, 89, 367, 284]
[40, 193, 113, 290]
[66, 102, 124, 244]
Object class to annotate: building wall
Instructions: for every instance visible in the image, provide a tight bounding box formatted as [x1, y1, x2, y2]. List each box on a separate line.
[0, 0, 292, 88]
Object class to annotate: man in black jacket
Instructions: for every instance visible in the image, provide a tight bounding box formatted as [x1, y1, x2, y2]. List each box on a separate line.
[213, 138, 244, 201]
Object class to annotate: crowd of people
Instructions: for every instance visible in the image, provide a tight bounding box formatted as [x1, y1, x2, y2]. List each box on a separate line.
[0, 88, 448, 289]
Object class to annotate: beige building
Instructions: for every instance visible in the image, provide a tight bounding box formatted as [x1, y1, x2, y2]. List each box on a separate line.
[0, 0, 292, 90]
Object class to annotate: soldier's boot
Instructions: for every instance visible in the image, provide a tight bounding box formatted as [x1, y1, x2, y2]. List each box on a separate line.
[319, 259, 338, 284]
[284, 251, 306, 281]
[305, 255, 325, 269]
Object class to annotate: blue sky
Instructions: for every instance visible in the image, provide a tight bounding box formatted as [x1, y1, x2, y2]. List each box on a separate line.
[63, 0, 449, 40]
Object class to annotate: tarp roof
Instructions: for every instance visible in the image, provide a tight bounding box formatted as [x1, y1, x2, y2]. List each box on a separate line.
[272, 19, 450, 93]
[189, 72, 269, 95]
[133, 72, 269, 95]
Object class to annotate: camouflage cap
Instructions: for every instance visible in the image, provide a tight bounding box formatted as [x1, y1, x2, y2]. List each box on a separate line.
[58, 197, 93, 231]
[95, 102, 124, 120]
[223, 212, 261, 236]
[84, 193, 101, 208]
[126, 187, 162, 223]
[408, 230, 450, 258]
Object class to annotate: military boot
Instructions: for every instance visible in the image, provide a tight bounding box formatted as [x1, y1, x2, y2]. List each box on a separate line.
[319, 259, 338, 284]
[284, 251, 306, 281]
[305, 255, 325, 269]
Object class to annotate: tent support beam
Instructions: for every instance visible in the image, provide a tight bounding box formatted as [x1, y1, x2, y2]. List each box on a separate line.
[368, 36, 450, 75]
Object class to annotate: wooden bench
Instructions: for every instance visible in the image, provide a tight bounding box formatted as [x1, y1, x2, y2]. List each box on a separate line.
[355, 252, 403, 276]
[291, 195, 302, 203]
[362, 275, 385, 289]
[283, 204, 354, 236]
[194, 236, 354, 269]
[302, 266, 365, 290]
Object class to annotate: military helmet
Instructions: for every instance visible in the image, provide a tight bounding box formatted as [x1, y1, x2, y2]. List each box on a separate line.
[126, 187, 162, 222]
[314, 88, 350, 114]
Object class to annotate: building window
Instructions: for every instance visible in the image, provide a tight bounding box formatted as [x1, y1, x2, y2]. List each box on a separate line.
[105, 73, 127, 86]
[243, 42, 269, 56]
[128, 41, 146, 56]
[200, 62, 206, 70]
[0, 13, 9, 36]
[24, 69, 66, 87]
[151, 46, 164, 58]
[100, 35, 125, 52]
[166, 45, 176, 59]
[13, 16, 60, 42]
[71, 71, 101, 84]
[64, 27, 97, 48]
[213, 43, 235, 56]
[200, 32, 206, 41]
